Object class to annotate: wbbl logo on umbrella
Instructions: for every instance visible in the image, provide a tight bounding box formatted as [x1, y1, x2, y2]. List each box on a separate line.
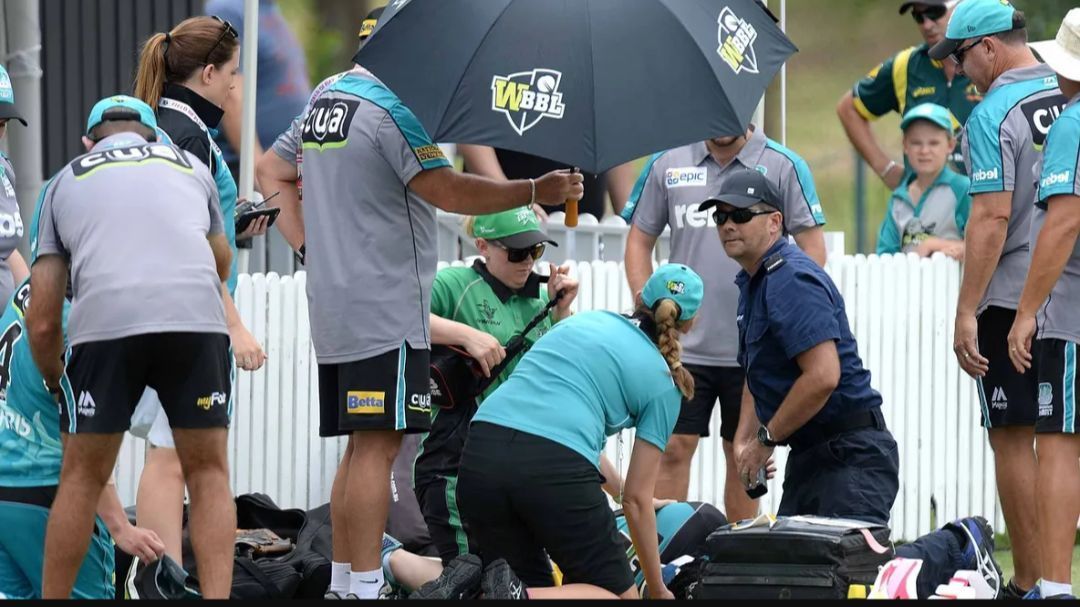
[717, 6, 759, 75]
[491, 68, 566, 136]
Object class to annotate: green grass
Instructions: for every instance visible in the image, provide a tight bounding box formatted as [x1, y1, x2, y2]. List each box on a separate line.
[993, 547, 1080, 592]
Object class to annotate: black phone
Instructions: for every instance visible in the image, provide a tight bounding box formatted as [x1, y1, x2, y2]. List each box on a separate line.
[745, 467, 768, 499]
[236, 206, 281, 233]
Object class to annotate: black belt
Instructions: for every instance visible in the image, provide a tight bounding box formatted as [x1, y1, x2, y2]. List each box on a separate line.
[785, 407, 885, 451]
[0, 484, 57, 508]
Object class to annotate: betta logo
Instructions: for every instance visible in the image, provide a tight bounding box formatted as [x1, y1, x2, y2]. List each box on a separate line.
[491, 69, 566, 136]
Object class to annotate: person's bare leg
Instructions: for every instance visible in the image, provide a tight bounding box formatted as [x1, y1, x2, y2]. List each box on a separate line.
[655, 434, 698, 500]
[346, 430, 403, 572]
[525, 584, 622, 599]
[42, 433, 123, 598]
[135, 446, 186, 562]
[331, 439, 354, 564]
[387, 550, 444, 592]
[1035, 433, 1080, 587]
[987, 426, 1041, 589]
[172, 428, 234, 599]
[723, 438, 758, 521]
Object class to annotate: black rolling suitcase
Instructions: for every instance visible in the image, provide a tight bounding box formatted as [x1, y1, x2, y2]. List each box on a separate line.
[695, 515, 894, 599]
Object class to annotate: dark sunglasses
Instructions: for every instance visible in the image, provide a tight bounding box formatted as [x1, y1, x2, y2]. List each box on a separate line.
[494, 242, 546, 263]
[911, 5, 947, 24]
[950, 36, 987, 65]
[204, 16, 238, 65]
[712, 207, 776, 226]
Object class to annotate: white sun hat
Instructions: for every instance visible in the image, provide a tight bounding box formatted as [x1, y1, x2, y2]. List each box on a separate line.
[1030, 8, 1080, 83]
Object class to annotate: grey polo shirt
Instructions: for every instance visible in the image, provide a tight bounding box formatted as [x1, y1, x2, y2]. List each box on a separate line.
[33, 133, 226, 346]
[271, 68, 452, 364]
[622, 129, 826, 366]
[0, 153, 24, 305]
[960, 64, 1066, 313]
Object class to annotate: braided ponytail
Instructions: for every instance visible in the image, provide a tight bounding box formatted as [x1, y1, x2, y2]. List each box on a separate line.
[653, 299, 694, 400]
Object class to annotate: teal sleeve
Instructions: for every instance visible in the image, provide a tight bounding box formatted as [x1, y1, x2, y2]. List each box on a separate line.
[619, 152, 665, 225]
[954, 184, 972, 236]
[634, 389, 681, 453]
[1039, 114, 1080, 201]
[964, 114, 1007, 194]
[876, 201, 902, 255]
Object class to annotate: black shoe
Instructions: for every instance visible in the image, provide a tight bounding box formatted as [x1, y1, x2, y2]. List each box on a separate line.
[124, 554, 201, 599]
[480, 558, 527, 600]
[410, 553, 482, 600]
[945, 516, 1002, 599]
[1002, 578, 1032, 600]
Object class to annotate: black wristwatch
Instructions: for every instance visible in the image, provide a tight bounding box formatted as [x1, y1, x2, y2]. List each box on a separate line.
[756, 424, 778, 448]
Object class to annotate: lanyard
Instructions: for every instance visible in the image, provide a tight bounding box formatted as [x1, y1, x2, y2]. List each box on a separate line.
[158, 97, 224, 160]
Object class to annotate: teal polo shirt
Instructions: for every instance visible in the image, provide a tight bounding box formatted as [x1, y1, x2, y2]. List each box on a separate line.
[877, 167, 971, 254]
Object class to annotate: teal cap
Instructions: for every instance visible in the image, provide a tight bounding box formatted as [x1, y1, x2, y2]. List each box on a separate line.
[85, 95, 158, 135]
[900, 103, 957, 133]
[0, 64, 27, 126]
[929, 0, 1019, 60]
[642, 264, 704, 322]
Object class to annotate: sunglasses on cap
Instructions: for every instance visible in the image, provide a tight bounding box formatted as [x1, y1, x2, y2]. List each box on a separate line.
[204, 16, 238, 65]
[712, 207, 777, 226]
[493, 242, 546, 263]
[911, 5, 947, 24]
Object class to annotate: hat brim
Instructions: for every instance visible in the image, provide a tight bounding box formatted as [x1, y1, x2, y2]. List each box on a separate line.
[1030, 40, 1080, 83]
[699, 195, 766, 212]
[0, 104, 27, 126]
[898, 1, 947, 15]
[928, 38, 961, 61]
[901, 116, 953, 132]
[493, 230, 558, 250]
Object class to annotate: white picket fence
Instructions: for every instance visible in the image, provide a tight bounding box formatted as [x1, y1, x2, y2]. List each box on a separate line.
[113, 253, 1002, 542]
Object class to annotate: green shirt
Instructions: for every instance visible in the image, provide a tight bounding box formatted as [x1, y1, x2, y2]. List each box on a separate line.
[429, 261, 555, 401]
[853, 43, 983, 174]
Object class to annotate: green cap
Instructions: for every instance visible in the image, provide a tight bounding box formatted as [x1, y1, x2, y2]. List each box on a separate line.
[642, 263, 704, 322]
[900, 103, 957, 133]
[0, 64, 27, 126]
[471, 206, 558, 249]
[85, 95, 158, 135]
[929, 0, 1019, 60]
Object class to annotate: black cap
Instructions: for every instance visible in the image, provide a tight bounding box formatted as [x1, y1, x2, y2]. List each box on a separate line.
[899, 0, 948, 15]
[699, 169, 783, 212]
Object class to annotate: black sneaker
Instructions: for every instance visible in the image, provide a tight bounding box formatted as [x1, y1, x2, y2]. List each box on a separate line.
[409, 553, 482, 600]
[1002, 578, 1032, 600]
[480, 558, 527, 600]
[124, 554, 201, 599]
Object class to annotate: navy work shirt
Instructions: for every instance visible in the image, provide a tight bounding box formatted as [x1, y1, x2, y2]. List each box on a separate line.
[736, 240, 881, 440]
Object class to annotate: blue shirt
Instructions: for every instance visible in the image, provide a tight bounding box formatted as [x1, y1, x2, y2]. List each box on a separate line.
[737, 240, 882, 437]
[472, 310, 682, 467]
[205, 0, 311, 165]
[0, 280, 70, 487]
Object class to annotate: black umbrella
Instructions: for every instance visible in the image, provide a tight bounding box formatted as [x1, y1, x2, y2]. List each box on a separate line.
[355, 0, 797, 175]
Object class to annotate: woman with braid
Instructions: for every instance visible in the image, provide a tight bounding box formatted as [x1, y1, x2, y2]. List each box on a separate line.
[437, 264, 704, 600]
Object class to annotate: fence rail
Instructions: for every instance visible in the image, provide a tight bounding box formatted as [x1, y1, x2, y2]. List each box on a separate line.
[113, 253, 1002, 541]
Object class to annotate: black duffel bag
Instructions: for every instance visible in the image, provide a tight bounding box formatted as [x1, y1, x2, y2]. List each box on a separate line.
[694, 515, 894, 599]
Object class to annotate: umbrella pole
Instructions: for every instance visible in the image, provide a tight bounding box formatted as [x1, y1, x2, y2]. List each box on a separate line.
[237, 0, 260, 274]
[563, 168, 581, 228]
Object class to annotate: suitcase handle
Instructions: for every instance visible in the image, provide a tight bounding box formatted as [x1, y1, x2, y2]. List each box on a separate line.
[859, 528, 891, 554]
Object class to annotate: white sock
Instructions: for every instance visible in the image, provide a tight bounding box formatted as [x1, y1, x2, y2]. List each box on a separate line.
[1040, 580, 1073, 597]
[330, 562, 350, 594]
[350, 568, 385, 599]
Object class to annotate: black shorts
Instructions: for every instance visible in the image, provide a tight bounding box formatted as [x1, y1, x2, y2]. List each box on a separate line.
[1033, 338, 1079, 435]
[457, 423, 635, 596]
[317, 344, 431, 437]
[62, 332, 231, 434]
[674, 364, 743, 441]
[415, 476, 479, 565]
[976, 307, 1037, 429]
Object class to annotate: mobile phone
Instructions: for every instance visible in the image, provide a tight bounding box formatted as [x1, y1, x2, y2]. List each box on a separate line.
[236, 206, 281, 233]
[236, 191, 281, 216]
[745, 467, 768, 499]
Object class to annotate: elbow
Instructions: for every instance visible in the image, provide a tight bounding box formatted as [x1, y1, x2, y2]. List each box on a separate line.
[815, 360, 842, 395]
[620, 488, 652, 515]
[27, 316, 60, 349]
[836, 92, 855, 122]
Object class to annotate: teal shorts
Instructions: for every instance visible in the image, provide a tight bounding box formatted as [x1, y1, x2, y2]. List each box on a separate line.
[0, 500, 115, 599]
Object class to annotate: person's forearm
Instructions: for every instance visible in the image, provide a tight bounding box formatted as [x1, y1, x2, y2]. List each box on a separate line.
[622, 496, 665, 592]
[432, 172, 531, 215]
[762, 372, 836, 442]
[223, 288, 243, 330]
[733, 381, 759, 448]
[606, 161, 639, 215]
[837, 93, 893, 177]
[29, 322, 63, 387]
[429, 314, 480, 346]
[263, 177, 304, 250]
[599, 454, 624, 500]
[625, 236, 656, 297]
[793, 228, 827, 267]
[7, 250, 28, 285]
[96, 477, 129, 536]
[1016, 220, 1079, 318]
[957, 214, 1008, 315]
